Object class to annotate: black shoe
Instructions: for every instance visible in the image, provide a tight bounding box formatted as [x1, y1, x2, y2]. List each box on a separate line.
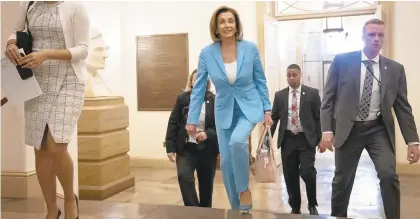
[290, 209, 301, 214]
[74, 194, 79, 219]
[46, 208, 61, 219]
[308, 204, 319, 215]
[56, 208, 61, 219]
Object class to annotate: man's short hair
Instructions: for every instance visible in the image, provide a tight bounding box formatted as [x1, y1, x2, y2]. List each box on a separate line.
[363, 19, 385, 32]
[287, 64, 301, 72]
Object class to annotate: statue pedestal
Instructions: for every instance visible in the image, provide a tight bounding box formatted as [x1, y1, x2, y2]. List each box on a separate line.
[77, 96, 134, 200]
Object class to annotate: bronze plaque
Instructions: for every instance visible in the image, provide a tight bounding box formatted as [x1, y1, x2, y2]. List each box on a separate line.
[136, 33, 189, 111]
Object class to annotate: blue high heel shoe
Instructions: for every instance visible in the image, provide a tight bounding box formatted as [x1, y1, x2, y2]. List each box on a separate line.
[239, 190, 252, 214]
[239, 204, 253, 214]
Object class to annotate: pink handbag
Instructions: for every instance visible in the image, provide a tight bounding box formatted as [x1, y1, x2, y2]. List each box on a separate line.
[253, 126, 277, 183]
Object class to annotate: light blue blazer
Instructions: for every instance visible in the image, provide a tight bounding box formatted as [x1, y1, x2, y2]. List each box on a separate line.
[187, 40, 271, 129]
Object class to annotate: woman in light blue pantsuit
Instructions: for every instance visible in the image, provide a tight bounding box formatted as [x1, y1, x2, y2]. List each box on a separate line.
[185, 6, 272, 213]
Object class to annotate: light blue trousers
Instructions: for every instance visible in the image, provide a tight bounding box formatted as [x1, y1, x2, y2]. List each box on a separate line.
[216, 101, 256, 210]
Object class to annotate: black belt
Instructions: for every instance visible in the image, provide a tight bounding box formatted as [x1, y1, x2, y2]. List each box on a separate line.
[285, 130, 304, 136]
[353, 116, 382, 126]
[185, 142, 205, 151]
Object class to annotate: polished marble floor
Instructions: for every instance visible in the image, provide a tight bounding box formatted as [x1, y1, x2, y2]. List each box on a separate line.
[2, 152, 420, 218]
[1, 198, 348, 219]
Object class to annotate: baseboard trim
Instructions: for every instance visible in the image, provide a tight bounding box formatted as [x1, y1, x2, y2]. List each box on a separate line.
[79, 174, 135, 200]
[396, 163, 420, 175]
[131, 157, 176, 169]
[1, 170, 36, 177]
[1, 170, 42, 198]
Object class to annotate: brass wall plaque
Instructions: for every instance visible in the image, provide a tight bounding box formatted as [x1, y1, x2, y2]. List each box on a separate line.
[136, 33, 189, 111]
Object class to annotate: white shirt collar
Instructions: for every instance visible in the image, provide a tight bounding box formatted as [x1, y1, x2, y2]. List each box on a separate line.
[362, 50, 379, 63]
[289, 85, 302, 93]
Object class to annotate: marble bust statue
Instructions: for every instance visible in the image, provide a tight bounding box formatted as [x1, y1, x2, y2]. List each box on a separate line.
[85, 28, 112, 97]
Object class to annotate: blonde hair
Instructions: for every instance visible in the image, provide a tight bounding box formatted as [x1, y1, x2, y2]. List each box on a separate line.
[184, 69, 211, 92]
[209, 6, 244, 42]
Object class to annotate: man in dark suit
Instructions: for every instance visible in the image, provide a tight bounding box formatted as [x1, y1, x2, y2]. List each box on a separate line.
[320, 19, 420, 219]
[271, 64, 321, 215]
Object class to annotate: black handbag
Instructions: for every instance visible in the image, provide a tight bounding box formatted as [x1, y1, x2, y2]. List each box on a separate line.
[15, 1, 34, 80]
[16, 1, 34, 55]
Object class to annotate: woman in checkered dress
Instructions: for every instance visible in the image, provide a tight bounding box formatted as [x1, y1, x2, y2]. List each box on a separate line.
[4, 1, 89, 219]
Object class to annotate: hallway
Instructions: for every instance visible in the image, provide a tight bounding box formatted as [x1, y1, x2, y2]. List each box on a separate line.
[107, 152, 419, 218]
[2, 152, 420, 218]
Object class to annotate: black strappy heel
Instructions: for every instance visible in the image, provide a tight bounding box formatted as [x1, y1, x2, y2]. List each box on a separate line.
[75, 194, 79, 219]
[56, 208, 61, 219]
[46, 208, 60, 219]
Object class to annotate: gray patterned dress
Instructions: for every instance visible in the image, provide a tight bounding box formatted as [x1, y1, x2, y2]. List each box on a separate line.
[24, 1, 86, 149]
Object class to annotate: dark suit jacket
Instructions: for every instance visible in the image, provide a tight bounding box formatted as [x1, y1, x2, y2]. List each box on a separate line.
[165, 90, 218, 155]
[321, 50, 419, 149]
[270, 85, 322, 148]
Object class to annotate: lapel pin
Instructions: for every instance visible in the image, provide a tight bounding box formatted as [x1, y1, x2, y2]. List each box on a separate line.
[207, 101, 209, 103]
[384, 66, 387, 70]
[302, 92, 305, 95]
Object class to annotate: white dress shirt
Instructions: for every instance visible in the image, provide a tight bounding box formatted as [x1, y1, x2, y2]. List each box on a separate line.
[356, 51, 381, 121]
[287, 85, 303, 132]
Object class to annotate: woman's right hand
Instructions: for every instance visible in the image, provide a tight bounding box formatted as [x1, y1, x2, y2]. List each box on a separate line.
[5, 43, 21, 66]
[185, 124, 197, 136]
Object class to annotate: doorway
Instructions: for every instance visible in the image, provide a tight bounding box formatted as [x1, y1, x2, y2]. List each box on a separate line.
[266, 13, 380, 163]
[275, 14, 377, 98]
[262, 4, 384, 217]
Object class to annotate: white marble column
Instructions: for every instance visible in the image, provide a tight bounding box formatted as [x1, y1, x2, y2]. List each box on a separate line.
[392, 1, 420, 174]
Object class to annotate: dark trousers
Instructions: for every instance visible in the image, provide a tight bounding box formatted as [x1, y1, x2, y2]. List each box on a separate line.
[281, 130, 318, 211]
[176, 142, 218, 207]
[331, 119, 400, 219]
